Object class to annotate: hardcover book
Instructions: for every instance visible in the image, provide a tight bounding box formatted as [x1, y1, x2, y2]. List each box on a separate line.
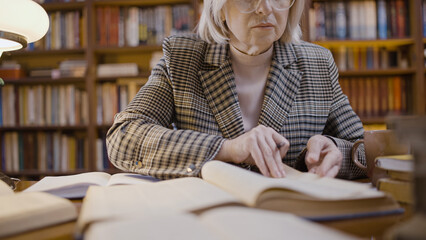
[0, 180, 77, 237]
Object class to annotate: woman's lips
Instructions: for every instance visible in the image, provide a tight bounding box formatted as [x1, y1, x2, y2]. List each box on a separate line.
[252, 23, 274, 28]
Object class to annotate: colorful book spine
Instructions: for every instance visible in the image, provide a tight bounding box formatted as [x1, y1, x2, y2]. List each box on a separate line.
[339, 76, 409, 118]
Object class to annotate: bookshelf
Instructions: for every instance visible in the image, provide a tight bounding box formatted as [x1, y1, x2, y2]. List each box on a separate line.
[304, 0, 425, 125]
[0, 0, 424, 179]
[0, 0, 198, 179]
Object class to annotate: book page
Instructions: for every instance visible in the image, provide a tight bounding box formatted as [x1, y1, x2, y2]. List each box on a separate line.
[84, 206, 357, 240]
[0, 192, 77, 237]
[24, 172, 112, 199]
[201, 161, 383, 207]
[84, 213, 218, 240]
[106, 173, 160, 186]
[0, 180, 14, 196]
[375, 154, 413, 172]
[199, 206, 357, 240]
[77, 177, 241, 234]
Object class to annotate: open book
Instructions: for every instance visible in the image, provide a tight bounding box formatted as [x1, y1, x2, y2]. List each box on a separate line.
[0, 180, 77, 237]
[76, 161, 402, 237]
[24, 172, 159, 199]
[84, 206, 357, 240]
[201, 160, 403, 221]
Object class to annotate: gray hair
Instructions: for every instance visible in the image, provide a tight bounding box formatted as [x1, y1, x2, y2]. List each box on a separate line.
[197, 0, 305, 44]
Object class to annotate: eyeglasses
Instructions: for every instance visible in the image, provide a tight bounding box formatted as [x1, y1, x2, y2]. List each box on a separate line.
[232, 0, 295, 13]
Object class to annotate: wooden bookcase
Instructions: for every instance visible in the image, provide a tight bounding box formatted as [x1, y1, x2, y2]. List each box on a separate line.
[303, 0, 425, 126]
[0, 0, 199, 179]
[0, 0, 424, 179]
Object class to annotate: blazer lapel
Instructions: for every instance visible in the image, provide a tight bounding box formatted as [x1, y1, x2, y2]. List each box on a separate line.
[199, 43, 245, 138]
[198, 41, 302, 137]
[259, 42, 303, 132]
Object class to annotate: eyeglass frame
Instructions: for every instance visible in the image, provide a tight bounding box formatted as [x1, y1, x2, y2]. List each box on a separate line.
[231, 0, 296, 14]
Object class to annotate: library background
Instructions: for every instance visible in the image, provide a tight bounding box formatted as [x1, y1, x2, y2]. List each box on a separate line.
[0, 0, 424, 180]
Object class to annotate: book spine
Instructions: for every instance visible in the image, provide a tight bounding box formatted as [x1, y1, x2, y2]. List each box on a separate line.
[424, 0, 426, 38]
[372, 77, 380, 117]
[377, 0, 387, 39]
[393, 76, 402, 114]
[335, 2, 347, 39]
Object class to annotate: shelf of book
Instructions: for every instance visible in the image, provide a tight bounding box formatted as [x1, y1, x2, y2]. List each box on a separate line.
[42, 1, 86, 11]
[93, 0, 193, 6]
[5, 49, 86, 57]
[0, 0, 200, 178]
[2, 169, 88, 179]
[2, 77, 86, 85]
[313, 39, 415, 48]
[94, 46, 162, 54]
[339, 68, 416, 77]
[306, 0, 425, 129]
[0, 125, 88, 131]
[97, 73, 151, 82]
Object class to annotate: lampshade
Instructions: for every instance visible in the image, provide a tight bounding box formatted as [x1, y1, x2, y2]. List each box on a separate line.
[0, 0, 49, 57]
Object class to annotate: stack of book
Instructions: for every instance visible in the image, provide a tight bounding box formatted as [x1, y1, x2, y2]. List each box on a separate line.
[0, 61, 25, 80]
[58, 59, 87, 78]
[97, 63, 139, 78]
[375, 154, 414, 205]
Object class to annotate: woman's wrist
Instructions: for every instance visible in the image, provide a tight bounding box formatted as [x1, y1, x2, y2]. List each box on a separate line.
[215, 140, 234, 163]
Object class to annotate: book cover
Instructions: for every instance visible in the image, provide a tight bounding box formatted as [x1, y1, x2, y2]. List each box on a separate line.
[377, 178, 413, 204]
[0, 181, 77, 238]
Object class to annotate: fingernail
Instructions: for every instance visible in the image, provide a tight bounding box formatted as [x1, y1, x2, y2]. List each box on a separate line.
[277, 142, 285, 148]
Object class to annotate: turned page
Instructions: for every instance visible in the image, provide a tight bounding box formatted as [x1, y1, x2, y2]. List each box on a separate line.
[24, 172, 158, 198]
[201, 161, 383, 207]
[77, 177, 241, 234]
[105, 173, 159, 185]
[24, 172, 112, 192]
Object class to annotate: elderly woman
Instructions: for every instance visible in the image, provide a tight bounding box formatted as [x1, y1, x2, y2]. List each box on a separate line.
[106, 0, 366, 180]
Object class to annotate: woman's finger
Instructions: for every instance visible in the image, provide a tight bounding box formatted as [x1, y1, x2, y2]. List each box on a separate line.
[250, 143, 270, 177]
[324, 164, 340, 178]
[261, 137, 284, 178]
[316, 149, 342, 177]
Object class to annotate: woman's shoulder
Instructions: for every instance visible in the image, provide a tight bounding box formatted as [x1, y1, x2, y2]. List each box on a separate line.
[162, 34, 208, 52]
[289, 40, 332, 59]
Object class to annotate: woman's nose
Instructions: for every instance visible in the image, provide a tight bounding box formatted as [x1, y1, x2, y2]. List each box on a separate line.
[255, 0, 273, 15]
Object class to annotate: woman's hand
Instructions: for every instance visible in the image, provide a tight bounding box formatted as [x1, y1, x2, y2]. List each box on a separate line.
[216, 125, 289, 178]
[305, 135, 342, 177]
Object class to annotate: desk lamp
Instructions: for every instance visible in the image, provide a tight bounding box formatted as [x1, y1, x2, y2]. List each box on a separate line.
[0, 0, 49, 86]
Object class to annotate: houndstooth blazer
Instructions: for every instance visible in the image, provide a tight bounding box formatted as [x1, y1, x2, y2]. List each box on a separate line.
[106, 35, 367, 180]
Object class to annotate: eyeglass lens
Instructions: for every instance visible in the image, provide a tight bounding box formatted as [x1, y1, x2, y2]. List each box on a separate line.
[234, 0, 295, 13]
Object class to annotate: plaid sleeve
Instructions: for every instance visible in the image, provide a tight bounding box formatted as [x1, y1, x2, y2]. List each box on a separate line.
[106, 39, 224, 180]
[322, 51, 367, 179]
